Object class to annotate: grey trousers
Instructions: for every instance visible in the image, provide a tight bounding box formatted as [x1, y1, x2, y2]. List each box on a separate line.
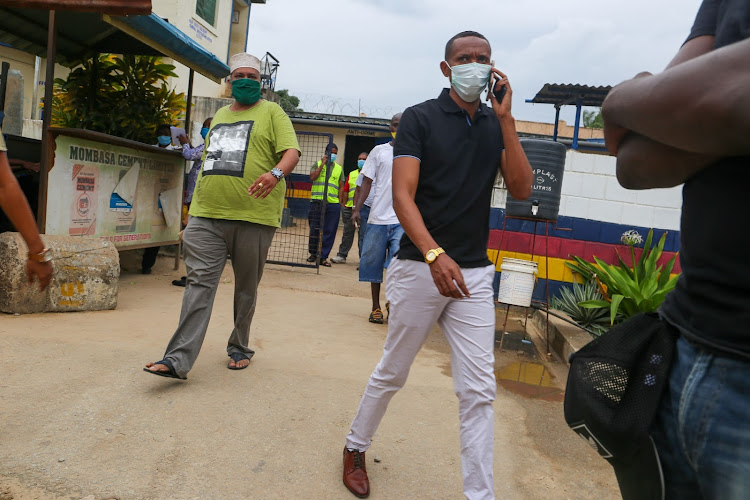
[337, 206, 356, 258]
[162, 216, 276, 378]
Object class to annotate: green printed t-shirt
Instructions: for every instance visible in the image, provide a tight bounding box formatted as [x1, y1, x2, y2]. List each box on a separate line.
[189, 100, 300, 227]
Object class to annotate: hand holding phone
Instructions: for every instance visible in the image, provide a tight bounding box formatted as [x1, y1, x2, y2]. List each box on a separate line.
[489, 61, 507, 104]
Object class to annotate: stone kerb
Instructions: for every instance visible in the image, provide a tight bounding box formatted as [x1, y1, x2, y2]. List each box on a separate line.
[0, 233, 120, 314]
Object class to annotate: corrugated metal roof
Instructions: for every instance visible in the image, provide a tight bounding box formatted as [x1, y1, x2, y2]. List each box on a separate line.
[0, 0, 151, 15]
[528, 83, 612, 107]
[288, 110, 391, 128]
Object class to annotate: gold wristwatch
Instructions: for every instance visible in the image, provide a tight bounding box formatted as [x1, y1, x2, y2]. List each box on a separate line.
[28, 248, 52, 263]
[424, 247, 445, 264]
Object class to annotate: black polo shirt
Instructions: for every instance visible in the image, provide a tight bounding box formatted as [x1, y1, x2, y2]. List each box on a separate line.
[393, 88, 504, 267]
[659, 0, 750, 360]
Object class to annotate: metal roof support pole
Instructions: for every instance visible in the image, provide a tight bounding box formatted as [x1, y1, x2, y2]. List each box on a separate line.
[173, 68, 194, 271]
[552, 105, 561, 141]
[37, 9, 57, 232]
[572, 98, 582, 150]
[185, 69, 194, 137]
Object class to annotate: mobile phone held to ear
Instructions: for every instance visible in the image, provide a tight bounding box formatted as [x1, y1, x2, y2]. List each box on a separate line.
[489, 61, 507, 104]
[491, 73, 507, 103]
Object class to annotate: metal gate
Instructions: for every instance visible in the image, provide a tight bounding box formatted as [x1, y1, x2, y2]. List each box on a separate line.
[266, 131, 333, 269]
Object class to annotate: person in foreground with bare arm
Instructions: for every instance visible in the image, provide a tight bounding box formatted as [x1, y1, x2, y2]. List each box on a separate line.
[341, 31, 531, 500]
[603, 0, 750, 496]
[0, 126, 53, 290]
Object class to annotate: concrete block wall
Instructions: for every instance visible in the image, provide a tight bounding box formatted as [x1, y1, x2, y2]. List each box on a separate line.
[559, 151, 682, 230]
[493, 149, 682, 231]
[490, 148, 683, 302]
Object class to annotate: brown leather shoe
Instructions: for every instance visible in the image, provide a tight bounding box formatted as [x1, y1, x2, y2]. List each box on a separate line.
[343, 446, 370, 498]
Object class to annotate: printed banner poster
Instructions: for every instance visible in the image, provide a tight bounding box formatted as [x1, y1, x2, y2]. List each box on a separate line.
[46, 134, 184, 249]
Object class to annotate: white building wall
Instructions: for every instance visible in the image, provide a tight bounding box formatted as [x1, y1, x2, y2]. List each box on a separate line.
[492, 149, 683, 231]
[152, 0, 238, 99]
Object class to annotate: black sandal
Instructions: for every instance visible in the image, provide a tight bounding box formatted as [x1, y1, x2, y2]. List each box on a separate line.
[143, 358, 185, 379]
[228, 351, 254, 370]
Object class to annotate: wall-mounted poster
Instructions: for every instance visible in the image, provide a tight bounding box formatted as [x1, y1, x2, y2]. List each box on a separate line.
[45, 132, 184, 249]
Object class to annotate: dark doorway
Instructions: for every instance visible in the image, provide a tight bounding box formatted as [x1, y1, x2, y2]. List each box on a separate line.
[342, 135, 381, 178]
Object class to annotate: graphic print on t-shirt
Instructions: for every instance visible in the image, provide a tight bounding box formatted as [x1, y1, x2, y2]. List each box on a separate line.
[202, 121, 253, 177]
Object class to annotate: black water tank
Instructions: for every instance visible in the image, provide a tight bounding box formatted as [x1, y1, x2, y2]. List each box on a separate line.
[505, 139, 567, 221]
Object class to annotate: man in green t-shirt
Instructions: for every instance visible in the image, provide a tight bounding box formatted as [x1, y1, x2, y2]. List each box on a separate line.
[144, 53, 301, 380]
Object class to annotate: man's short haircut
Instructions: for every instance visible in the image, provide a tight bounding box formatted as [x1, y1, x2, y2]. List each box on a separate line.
[331, 143, 338, 150]
[359, 151, 368, 156]
[444, 31, 490, 60]
[157, 123, 171, 133]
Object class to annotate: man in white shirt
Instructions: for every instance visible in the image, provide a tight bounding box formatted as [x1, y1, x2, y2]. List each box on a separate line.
[351, 113, 401, 324]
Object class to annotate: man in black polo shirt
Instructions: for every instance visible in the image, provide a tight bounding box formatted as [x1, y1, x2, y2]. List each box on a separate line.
[602, 0, 750, 497]
[341, 31, 532, 499]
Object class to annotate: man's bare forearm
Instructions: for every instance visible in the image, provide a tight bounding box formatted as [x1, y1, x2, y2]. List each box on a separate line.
[603, 37, 750, 155]
[277, 149, 300, 177]
[616, 133, 718, 189]
[0, 152, 45, 253]
[353, 177, 372, 212]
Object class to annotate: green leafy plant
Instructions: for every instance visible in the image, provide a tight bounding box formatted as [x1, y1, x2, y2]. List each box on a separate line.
[566, 229, 680, 325]
[52, 54, 185, 144]
[551, 279, 612, 337]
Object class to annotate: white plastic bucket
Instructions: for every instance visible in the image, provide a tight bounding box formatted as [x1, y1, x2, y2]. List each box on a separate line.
[497, 258, 538, 307]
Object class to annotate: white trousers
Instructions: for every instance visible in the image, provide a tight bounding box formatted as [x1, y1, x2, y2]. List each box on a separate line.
[346, 258, 497, 500]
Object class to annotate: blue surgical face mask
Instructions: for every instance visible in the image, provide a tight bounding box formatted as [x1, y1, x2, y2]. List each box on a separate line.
[330, 153, 337, 163]
[200, 127, 209, 139]
[157, 135, 171, 146]
[357, 159, 365, 169]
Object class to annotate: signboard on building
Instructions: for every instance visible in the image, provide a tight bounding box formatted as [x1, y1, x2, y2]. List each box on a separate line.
[45, 132, 184, 249]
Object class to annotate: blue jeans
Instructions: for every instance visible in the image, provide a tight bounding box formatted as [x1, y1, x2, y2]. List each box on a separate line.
[650, 336, 750, 499]
[358, 223, 404, 283]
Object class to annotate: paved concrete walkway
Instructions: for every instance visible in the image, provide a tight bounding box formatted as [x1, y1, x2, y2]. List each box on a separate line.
[0, 242, 618, 499]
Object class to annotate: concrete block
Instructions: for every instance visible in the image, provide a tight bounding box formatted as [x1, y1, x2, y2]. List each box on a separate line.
[2, 70, 24, 136]
[491, 187, 507, 209]
[563, 196, 590, 219]
[561, 171, 583, 197]
[653, 207, 682, 231]
[605, 177, 639, 203]
[588, 199, 623, 224]
[636, 187, 683, 209]
[591, 155, 616, 175]
[530, 309, 594, 365]
[581, 174, 607, 199]
[620, 203, 655, 228]
[566, 150, 595, 173]
[0, 233, 119, 314]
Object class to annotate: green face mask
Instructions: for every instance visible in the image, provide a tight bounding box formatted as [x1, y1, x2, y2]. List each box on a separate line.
[231, 79, 262, 105]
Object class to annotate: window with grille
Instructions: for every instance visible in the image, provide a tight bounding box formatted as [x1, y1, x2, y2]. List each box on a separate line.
[196, 0, 217, 26]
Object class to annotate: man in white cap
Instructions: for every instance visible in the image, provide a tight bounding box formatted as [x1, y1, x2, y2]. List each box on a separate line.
[144, 53, 301, 379]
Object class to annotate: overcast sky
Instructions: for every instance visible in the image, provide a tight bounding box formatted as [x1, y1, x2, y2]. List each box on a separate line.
[246, 0, 703, 124]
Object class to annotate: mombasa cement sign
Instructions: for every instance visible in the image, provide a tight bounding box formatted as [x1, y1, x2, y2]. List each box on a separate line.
[45, 133, 184, 249]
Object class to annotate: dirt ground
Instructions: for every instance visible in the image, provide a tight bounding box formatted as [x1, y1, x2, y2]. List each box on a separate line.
[0, 233, 619, 500]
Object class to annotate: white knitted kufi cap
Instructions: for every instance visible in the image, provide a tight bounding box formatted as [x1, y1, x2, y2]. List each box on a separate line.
[229, 53, 261, 74]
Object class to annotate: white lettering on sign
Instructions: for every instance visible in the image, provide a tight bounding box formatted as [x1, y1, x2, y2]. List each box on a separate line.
[533, 168, 558, 183]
